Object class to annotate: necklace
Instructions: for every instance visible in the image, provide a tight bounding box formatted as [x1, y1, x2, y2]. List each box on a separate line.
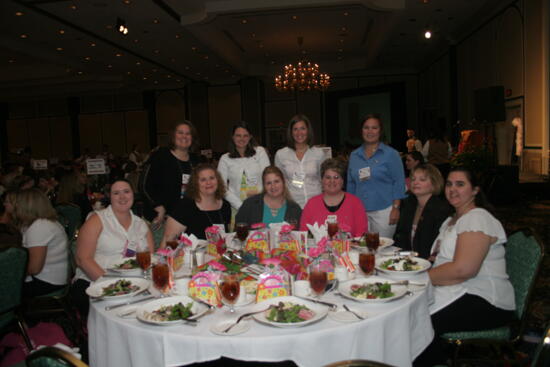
[203, 207, 225, 226]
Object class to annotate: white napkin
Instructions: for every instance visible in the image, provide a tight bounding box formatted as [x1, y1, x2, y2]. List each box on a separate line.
[34, 343, 82, 360]
[306, 222, 328, 243]
[180, 233, 200, 250]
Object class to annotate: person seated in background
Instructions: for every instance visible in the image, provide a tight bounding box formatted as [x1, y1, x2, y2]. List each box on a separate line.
[414, 167, 516, 366]
[406, 129, 423, 152]
[55, 172, 86, 239]
[300, 158, 368, 237]
[73, 179, 154, 317]
[12, 188, 69, 297]
[394, 164, 452, 259]
[236, 166, 302, 227]
[0, 191, 22, 250]
[162, 164, 231, 243]
[404, 151, 425, 191]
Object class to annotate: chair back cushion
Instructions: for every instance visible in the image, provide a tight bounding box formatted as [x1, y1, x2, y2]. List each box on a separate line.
[505, 230, 543, 319]
[0, 247, 28, 314]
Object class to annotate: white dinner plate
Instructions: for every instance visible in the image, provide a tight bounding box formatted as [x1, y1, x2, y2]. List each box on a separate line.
[351, 237, 394, 250]
[86, 277, 149, 300]
[107, 259, 143, 276]
[252, 296, 328, 328]
[338, 277, 408, 303]
[210, 320, 251, 336]
[329, 308, 368, 323]
[136, 296, 209, 326]
[375, 256, 431, 276]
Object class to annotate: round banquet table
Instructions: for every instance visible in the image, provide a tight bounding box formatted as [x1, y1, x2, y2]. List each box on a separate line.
[88, 273, 434, 367]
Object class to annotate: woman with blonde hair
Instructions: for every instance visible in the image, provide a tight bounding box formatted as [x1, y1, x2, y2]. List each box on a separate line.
[162, 163, 231, 243]
[13, 188, 69, 297]
[236, 166, 302, 226]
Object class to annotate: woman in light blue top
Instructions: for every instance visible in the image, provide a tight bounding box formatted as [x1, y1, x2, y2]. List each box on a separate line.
[347, 114, 406, 238]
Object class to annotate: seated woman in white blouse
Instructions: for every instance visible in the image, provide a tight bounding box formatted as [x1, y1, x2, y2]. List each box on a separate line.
[72, 179, 155, 317]
[13, 188, 69, 298]
[414, 167, 516, 366]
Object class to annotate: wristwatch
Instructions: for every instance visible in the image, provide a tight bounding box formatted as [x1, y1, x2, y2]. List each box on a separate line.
[392, 204, 400, 209]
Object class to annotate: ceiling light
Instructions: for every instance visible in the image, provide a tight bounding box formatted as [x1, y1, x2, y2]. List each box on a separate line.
[123, 0, 131, 4]
[20, 34, 28, 39]
[15, 11, 24, 16]
[136, 61, 141, 65]
[424, 30, 432, 39]
[152, 68, 157, 72]
[175, 34, 181, 39]
[292, 15, 298, 20]
[241, 19, 247, 24]
[152, 18, 159, 24]
[107, 64, 113, 68]
[115, 53, 122, 57]
[56, 47, 63, 51]
[153, 49, 160, 54]
[116, 18, 129, 35]
[275, 60, 330, 92]
[127, 71, 131, 75]
[343, 12, 349, 16]
[133, 39, 138, 43]
[70, 4, 77, 10]
[90, 42, 96, 47]
[153, 80, 158, 84]
[58, 29, 65, 35]
[77, 71, 83, 75]
[143, 76, 147, 80]
[8, 59, 15, 63]
[84, 56, 91, 61]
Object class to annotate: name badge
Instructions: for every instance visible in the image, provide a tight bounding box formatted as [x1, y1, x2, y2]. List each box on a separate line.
[181, 174, 191, 198]
[246, 176, 258, 187]
[358, 167, 371, 181]
[291, 172, 306, 188]
[326, 215, 337, 223]
[123, 240, 138, 257]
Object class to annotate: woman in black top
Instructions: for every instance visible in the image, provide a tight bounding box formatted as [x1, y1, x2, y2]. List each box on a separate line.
[394, 164, 452, 259]
[143, 120, 200, 224]
[162, 164, 231, 242]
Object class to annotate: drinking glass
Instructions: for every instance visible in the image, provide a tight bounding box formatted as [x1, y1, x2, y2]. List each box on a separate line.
[152, 263, 170, 296]
[365, 232, 380, 251]
[358, 248, 375, 276]
[235, 222, 249, 248]
[220, 274, 240, 312]
[136, 246, 151, 279]
[166, 240, 179, 250]
[308, 263, 328, 298]
[327, 219, 339, 240]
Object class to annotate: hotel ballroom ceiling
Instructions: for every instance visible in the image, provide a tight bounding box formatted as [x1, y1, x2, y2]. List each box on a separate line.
[0, 0, 507, 99]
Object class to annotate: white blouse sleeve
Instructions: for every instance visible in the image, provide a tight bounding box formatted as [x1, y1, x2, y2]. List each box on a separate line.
[456, 209, 507, 244]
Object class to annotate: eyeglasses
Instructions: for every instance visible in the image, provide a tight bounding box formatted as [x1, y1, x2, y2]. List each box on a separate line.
[323, 175, 341, 180]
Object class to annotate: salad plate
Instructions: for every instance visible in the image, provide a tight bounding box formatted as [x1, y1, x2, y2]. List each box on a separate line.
[351, 237, 394, 250]
[375, 256, 431, 275]
[338, 277, 408, 303]
[136, 296, 209, 326]
[86, 277, 149, 300]
[252, 296, 328, 328]
[107, 258, 142, 276]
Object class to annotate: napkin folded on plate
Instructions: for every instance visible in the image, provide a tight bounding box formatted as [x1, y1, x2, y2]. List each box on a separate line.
[306, 222, 328, 243]
[33, 343, 82, 360]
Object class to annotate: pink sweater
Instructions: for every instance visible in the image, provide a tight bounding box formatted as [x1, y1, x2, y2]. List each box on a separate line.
[299, 193, 368, 237]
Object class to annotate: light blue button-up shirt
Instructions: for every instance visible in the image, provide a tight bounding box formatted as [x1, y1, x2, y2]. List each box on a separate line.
[346, 143, 406, 211]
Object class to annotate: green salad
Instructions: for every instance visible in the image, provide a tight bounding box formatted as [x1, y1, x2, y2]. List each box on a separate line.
[145, 302, 194, 322]
[266, 302, 315, 323]
[115, 258, 139, 269]
[380, 257, 422, 271]
[349, 282, 394, 299]
[101, 279, 139, 296]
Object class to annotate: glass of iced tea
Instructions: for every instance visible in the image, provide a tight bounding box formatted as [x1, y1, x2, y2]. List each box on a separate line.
[152, 263, 170, 296]
[220, 274, 240, 312]
[365, 232, 380, 251]
[308, 263, 328, 298]
[327, 219, 339, 240]
[358, 248, 375, 276]
[235, 223, 249, 244]
[166, 240, 179, 250]
[135, 240, 151, 278]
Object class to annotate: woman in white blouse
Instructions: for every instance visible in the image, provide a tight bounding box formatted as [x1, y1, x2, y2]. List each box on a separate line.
[217, 121, 270, 212]
[414, 167, 515, 366]
[274, 114, 324, 208]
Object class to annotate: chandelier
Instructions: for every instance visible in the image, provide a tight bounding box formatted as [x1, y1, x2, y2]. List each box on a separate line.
[274, 60, 331, 92]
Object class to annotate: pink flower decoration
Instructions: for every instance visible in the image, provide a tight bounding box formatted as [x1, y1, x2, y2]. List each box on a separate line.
[280, 224, 293, 233]
[250, 223, 266, 229]
[207, 260, 227, 271]
[205, 226, 220, 234]
[156, 248, 172, 256]
[261, 258, 281, 266]
[180, 236, 193, 247]
[339, 223, 351, 233]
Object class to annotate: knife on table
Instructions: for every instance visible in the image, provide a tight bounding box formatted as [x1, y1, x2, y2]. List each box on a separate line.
[105, 295, 155, 311]
[294, 295, 338, 310]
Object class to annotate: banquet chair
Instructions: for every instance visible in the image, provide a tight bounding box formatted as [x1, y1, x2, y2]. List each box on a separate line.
[442, 228, 545, 363]
[531, 322, 550, 367]
[323, 360, 395, 367]
[0, 247, 33, 351]
[26, 346, 88, 367]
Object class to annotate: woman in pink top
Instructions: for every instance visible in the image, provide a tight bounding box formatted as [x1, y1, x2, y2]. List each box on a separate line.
[300, 158, 368, 237]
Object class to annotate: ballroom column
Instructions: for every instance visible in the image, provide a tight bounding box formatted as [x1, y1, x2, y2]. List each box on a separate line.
[0, 103, 8, 163]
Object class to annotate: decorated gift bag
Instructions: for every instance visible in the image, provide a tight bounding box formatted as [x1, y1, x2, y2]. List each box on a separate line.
[255, 258, 290, 302]
[269, 223, 303, 253]
[188, 269, 223, 307]
[307, 238, 335, 281]
[329, 223, 351, 256]
[205, 226, 226, 258]
[244, 223, 270, 259]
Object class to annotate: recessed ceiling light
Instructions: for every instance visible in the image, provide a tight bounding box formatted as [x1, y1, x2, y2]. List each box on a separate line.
[143, 76, 147, 80]
[424, 30, 432, 39]
[291, 15, 298, 20]
[8, 59, 15, 63]
[152, 18, 159, 24]
[191, 46, 197, 51]
[338, 48, 343, 52]
[133, 39, 139, 43]
[175, 34, 181, 39]
[241, 19, 247, 24]
[77, 71, 83, 75]
[56, 47, 64, 51]
[107, 64, 113, 68]
[70, 4, 77, 10]
[184, 66, 190, 70]
[15, 11, 24, 16]
[203, 55, 208, 60]
[153, 80, 158, 84]
[224, 69, 229, 73]
[115, 53, 122, 57]
[343, 11, 349, 16]
[84, 56, 91, 61]
[166, 74, 172, 78]
[20, 34, 28, 39]
[195, 72, 201, 75]
[136, 61, 141, 65]
[90, 42, 96, 47]
[251, 33, 256, 38]
[58, 29, 65, 35]
[176, 79, 181, 82]
[153, 49, 160, 54]
[123, 0, 131, 4]
[127, 71, 132, 74]
[341, 27, 347, 32]
[152, 68, 157, 72]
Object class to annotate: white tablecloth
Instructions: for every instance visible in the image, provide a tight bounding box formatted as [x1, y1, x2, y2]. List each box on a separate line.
[89, 274, 433, 367]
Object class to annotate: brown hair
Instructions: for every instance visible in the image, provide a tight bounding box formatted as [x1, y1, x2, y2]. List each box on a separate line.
[320, 158, 346, 179]
[13, 188, 57, 229]
[185, 163, 226, 201]
[228, 121, 258, 158]
[261, 165, 292, 201]
[170, 120, 199, 152]
[411, 164, 444, 195]
[361, 113, 385, 141]
[286, 114, 314, 149]
[56, 172, 84, 204]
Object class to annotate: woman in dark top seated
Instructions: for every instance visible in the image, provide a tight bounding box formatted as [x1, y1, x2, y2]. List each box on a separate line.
[394, 164, 452, 259]
[236, 166, 302, 227]
[162, 163, 231, 243]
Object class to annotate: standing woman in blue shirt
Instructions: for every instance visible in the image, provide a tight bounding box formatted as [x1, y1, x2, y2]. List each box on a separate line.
[347, 114, 406, 238]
